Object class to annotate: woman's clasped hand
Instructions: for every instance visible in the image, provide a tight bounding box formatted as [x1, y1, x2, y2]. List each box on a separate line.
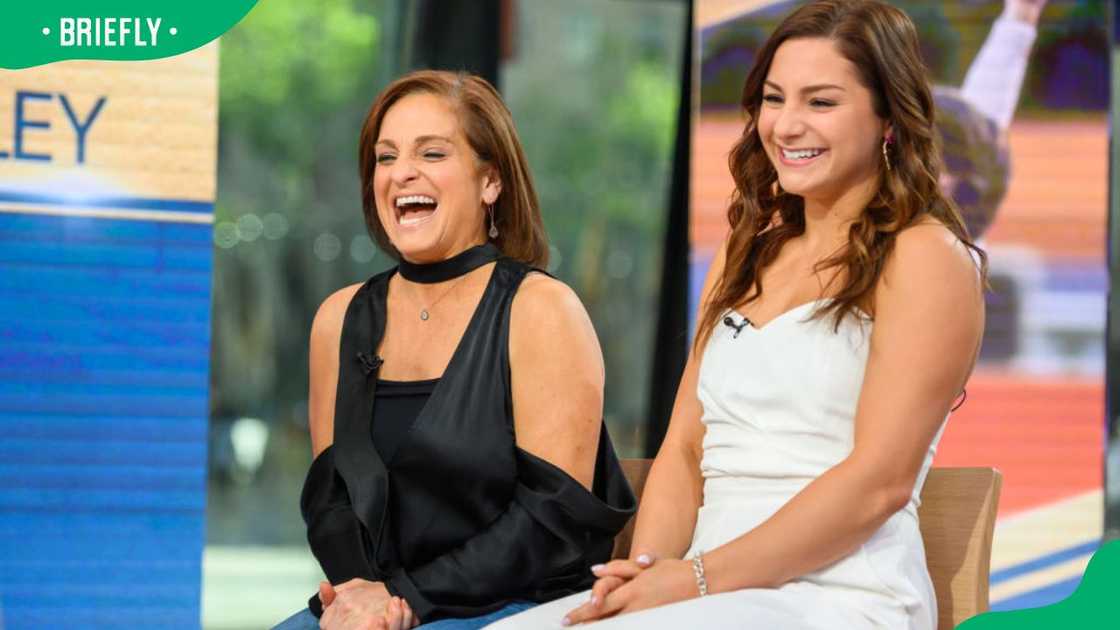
[561, 555, 699, 626]
[318, 579, 419, 630]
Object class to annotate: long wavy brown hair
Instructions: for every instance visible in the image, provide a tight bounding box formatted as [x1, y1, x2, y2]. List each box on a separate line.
[695, 0, 987, 349]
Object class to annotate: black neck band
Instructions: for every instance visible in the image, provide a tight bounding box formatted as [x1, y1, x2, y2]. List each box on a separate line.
[397, 243, 501, 284]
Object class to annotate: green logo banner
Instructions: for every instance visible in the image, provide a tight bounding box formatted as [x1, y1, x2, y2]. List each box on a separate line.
[960, 541, 1118, 629]
[0, 0, 259, 69]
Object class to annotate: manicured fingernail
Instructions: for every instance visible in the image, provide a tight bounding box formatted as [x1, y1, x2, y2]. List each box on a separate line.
[561, 616, 572, 626]
[590, 595, 599, 606]
[637, 554, 652, 565]
[590, 564, 604, 573]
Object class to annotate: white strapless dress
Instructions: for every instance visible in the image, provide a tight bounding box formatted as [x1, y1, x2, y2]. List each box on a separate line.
[488, 300, 942, 630]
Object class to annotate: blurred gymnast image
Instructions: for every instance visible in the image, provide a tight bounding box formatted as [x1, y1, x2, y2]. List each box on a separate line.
[275, 70, 636, 630]
[493, 1, 986, 628]
[936, 0, 1047, 240]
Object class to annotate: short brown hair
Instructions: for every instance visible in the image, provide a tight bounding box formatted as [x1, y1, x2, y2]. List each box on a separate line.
[358, 70, 549, 267]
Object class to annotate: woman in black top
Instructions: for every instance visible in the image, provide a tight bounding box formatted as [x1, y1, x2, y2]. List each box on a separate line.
[272, 71, 635, 630]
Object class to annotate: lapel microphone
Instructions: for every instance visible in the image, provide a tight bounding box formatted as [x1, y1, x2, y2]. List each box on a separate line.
[356, 352, 383, 375]
[723, 315, 752, 338]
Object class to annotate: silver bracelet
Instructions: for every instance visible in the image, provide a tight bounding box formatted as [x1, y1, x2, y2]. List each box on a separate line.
[691, 552, 709, 597]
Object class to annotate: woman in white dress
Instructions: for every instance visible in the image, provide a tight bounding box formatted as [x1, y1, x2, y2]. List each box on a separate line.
[488, 1, 986, 628]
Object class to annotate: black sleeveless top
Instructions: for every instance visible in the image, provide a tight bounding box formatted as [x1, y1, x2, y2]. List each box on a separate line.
[300, 257, 637, 621]
[371, 378, 438, 463]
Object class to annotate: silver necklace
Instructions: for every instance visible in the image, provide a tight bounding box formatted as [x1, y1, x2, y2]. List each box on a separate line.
[408, 275, 469, 321]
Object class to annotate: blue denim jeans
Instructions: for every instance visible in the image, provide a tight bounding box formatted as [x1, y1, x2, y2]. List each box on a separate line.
[272, 601, 537, 630]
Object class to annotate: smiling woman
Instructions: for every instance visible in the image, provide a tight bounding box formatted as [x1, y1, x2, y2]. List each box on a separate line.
[758, 43, 884, 201]
[492, 1, 986, 628]
[271, 70, 636, 630]
[370, 94, 500, 261]
[359, 73, 548, 268]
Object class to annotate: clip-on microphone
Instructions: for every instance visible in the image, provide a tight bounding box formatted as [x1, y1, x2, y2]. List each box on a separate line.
[356, 352, 383, 375]
[722, 315, 752, 338]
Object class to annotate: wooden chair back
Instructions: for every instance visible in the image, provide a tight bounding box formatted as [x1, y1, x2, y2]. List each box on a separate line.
[612, 460, 1002, 630]
[917, 467, 1003, 630]
[612, 458, 652, 560]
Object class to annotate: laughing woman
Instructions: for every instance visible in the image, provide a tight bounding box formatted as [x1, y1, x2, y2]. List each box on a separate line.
[491, 1, 985, 629]
[273, 71, 635, 630]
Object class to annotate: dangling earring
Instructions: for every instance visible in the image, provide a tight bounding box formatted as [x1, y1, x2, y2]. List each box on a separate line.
[881, 137, 892, 172]
[487, 204, 499, 239]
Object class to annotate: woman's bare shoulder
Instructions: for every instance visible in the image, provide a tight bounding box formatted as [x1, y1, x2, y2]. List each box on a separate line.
[510, 271, 601, 371]
[876, 219, 984, 327]
[515, 271, 584, 314]
[890, 219, 981, 286]
[311, 283, 364, 345]
[308, 283, 363, 456]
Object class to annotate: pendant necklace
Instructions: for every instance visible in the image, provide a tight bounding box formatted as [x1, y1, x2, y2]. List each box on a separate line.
[396, 243, 502, 322]
[414, 276, 468, 321]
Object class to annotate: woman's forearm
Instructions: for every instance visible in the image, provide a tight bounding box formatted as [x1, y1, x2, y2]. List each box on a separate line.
[627, 441, 704, 560]
[960, 16, 1038, 130]
[702, 459, 908, 593]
